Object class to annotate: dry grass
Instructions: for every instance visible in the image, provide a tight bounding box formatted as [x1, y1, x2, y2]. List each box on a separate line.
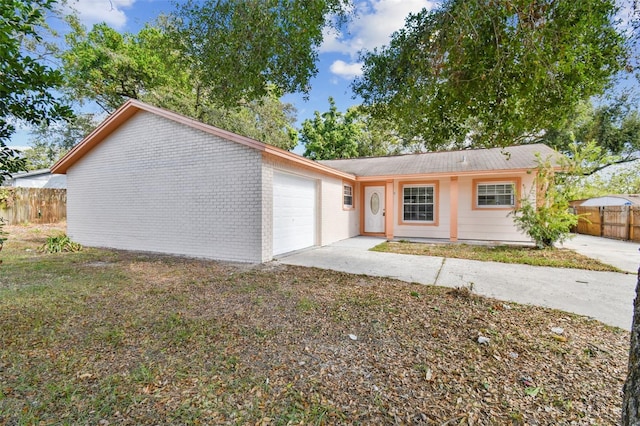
[372, 241, 623, 272]
[0, 224, 629, 425]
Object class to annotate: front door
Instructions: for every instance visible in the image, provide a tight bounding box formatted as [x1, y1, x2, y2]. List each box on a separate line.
[364, 186, 385, 234]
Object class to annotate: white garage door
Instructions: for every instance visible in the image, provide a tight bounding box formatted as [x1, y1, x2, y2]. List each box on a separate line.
[273, 172, 317, 255]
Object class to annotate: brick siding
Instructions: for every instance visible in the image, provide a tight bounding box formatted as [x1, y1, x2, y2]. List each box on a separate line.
[66, 111, 264, 262]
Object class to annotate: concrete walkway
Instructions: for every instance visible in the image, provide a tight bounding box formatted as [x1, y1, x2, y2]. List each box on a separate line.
[278, 237, 637, 330]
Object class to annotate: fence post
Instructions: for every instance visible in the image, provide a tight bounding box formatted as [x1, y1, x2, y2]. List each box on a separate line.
[631, 206, 635, 242]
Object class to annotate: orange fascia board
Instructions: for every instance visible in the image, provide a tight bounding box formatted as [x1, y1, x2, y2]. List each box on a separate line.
[50, 99, 356, 182]
[353, 168, 537, 182]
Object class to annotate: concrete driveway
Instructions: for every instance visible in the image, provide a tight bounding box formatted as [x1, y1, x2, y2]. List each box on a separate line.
[278, 236, 638, 330]
[561, 234, 640, 274]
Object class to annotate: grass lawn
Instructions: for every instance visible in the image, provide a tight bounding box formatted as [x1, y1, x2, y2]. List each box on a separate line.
[372, 241, 623, 272]
[0, 224, 629, 425]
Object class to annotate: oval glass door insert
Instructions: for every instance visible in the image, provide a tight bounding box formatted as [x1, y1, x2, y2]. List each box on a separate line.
[370, 192, 380, 214]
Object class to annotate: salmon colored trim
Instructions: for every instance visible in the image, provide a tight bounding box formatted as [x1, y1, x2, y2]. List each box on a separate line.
[385, 180, 394, 240]
[472, 177, 522, 211]
[450, 177, 458, 241]
[360, 182, 386, 236]
[342, 181, 356, 211]
[51, 99, 355, 181]
[397, 180, 440, 227]
[355, 169, 538, 182]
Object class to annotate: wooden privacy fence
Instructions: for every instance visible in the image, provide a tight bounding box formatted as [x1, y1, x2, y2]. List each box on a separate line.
[574, 205, 640, 243]
[0, 187, 66, 225]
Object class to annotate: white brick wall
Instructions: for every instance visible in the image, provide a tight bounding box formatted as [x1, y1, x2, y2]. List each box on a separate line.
[67, 111, 264, 262]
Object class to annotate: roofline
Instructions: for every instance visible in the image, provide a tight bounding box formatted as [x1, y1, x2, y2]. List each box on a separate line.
[354, 168, 540, 182]
[10, 168, 52, 178]
[50, 99, 356, 180]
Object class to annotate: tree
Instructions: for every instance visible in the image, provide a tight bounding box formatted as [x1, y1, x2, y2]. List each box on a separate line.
[62, 19, 182, 113]
[353, 0, 628, 151]
[623, 259, 640, 424]
[171, 0, 351, 109]
[300, 97, 361, 160]
[25, 113, 98, 169]
[61, 20, 299, 150]
[350, 106, 404, 157]
[1, 0, 72, 184]
[543, 96, 640, 174]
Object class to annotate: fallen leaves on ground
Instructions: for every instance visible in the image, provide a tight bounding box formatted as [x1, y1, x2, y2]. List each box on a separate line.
[0, 225, 629, 425]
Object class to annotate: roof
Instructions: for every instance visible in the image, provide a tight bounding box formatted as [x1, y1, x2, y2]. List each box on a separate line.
[10, 168, 52, 179]
[319, 144, 561, 178]
[578, 195, 640, 207]
[51, 99, 559, 181]
[50, 99, 355, 180]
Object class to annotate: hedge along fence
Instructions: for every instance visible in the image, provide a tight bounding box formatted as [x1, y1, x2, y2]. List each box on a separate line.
[0, 187, 67, 225]
[574, 205, 640, 243]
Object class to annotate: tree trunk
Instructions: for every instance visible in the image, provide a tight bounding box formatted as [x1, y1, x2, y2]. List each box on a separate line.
[622, 251, 640, 425]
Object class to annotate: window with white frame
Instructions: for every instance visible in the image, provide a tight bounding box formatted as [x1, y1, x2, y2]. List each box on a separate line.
[343, 184, 353, 208]
[402, 185, 435, 222]
[477, 182, 515, 207]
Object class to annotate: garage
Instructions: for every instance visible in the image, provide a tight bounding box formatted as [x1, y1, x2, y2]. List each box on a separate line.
[273, 172, 317, 255]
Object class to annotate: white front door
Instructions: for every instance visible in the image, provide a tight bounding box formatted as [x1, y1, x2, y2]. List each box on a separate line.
[364, 186, 385, 234]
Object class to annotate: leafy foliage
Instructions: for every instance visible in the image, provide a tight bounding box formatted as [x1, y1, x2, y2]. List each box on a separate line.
[353, 0, 628, 151]
[301, 97, 361, 160]
[61, 19, 299, 150]
[542, 97, 640, 173]
[62, 19, 181, 113]
[300, 98, 403, 160]
[40, 234, 82, 253]
[0, 0, 73, 183]
[25, 113, 98, 169]
[171, 0, 351, 108]
[511, 157, 578, 248]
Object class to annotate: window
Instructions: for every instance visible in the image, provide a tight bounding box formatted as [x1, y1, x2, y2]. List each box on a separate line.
[343, 184, 353, 208]
[403, 185, 435, 222]
[477, 183, 515, 207]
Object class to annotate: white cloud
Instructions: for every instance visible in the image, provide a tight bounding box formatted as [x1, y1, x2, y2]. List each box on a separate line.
[329, 60, 363, 79]
[63, 0, 136, 29]
[321, 0, 438, 57]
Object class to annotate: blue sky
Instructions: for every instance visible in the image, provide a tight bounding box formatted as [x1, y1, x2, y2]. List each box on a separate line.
[9, 0, 437, 149]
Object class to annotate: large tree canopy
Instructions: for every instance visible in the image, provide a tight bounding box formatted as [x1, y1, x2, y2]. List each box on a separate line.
[353, 0, 628, 151]
[0, 0, 72, 183]
[62, 19, 180, 113]
[60, 20, 299, 150]
[172, 0, 350, 108]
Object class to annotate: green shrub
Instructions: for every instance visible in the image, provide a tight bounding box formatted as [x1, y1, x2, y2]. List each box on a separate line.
[41, 234, 83, 253]
[511, 156, 578, 248]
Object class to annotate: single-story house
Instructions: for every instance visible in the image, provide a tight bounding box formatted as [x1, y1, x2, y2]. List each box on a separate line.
[8, 169, 67, 188]
[51, 99, 559, 263]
